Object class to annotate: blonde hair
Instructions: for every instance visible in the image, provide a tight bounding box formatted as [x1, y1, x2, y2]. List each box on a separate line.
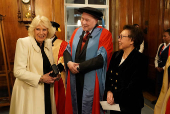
[28, 15, 56, 39]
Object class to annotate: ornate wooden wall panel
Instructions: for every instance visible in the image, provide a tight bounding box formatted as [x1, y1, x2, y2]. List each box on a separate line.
[53, 0, 65, 41]
[0, 0, 65, 88]
[115, 0, 120, 51]
[164, 0, 170, 30]
[164, 9, 170, 29]
[111, 0, 145, 51]
[133, 0, 141, 25]
[127, 0, 133, 25]
[0, 0, 28, 63]
[118, 0, 128, 32]
[35, 0, 53, 20]
[142, 0, 150, 55]
[147, 0, 160, 73]
[145, 0, 164, 95]
[110, 0, 118, 52]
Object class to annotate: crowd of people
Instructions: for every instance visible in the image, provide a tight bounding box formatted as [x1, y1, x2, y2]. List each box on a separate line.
[8, 6, 170, 114]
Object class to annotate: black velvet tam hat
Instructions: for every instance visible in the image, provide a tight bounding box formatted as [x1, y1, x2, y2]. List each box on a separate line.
[51, 21, 61, 32]
[78, 7, 103, 20]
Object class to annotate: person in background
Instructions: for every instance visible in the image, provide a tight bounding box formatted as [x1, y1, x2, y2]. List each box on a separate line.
[133, 24, 144, 53]
[9, 15, 59, 114]
[105, 25, 148, 114]
[51, 21, 68, 114]
[133, 24, 139, 28]
[153, 29, 170, 104]
[63, 7, 113, 114]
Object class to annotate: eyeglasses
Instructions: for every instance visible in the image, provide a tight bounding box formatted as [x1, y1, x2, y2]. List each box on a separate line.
[118, 35, 131, 39]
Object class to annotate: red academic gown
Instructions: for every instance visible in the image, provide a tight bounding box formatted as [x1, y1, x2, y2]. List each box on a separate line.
[52, 38, 68, 114]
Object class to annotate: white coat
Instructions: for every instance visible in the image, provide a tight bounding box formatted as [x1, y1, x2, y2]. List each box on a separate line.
[9, 37, 57, 114]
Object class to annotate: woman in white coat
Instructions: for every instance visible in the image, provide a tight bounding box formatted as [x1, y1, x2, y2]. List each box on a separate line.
[9, 15, 59, 114]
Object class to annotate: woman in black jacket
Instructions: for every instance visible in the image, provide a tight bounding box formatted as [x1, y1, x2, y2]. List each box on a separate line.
[105, 25, 148, 114]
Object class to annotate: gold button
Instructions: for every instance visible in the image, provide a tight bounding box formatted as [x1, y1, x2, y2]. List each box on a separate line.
[115, 80, 117, 83]
[116, 73, 118, 75]
[115, 87, 117, 89]
[111, 84, 113, 86]
[111, 70, 112, 73]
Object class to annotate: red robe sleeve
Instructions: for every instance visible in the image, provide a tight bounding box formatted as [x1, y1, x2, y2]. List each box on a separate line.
[54, 39, 68, 114]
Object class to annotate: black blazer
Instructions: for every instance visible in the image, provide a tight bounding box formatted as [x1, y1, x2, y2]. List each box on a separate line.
[105, 49, 148, 113]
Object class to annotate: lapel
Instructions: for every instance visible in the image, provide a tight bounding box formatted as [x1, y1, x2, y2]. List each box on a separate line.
[117, 49, 137, 73]
[113, 50, 123, 68]
[30, 37, 51, 64]
[30, 37, 50, 52]
[75, 33, 84, 59]
[44, 39, 50, 51]
[30, 37, 41, 53]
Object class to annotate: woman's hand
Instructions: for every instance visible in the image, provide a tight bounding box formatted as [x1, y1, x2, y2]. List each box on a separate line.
[107, 91, 114, 105]
[53, 74, 61, 81]
[40, 72, 55, 84]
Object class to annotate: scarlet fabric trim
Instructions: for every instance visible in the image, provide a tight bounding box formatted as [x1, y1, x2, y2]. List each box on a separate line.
[92, 73, 100, 114]
[54, 80, 59, 111]
[65, 71, 73, 114]
[57, 40, 68, 62]
[54, 79, 65, 114]
[81, 31, 90, 50]
[69, 28, 79, 56]
[98, 27, 113, 70]
[166, 96, 170, 114]
[53, 39, 68, 114]
[168, 46, 170, 57]
[159, 46, 164, 55]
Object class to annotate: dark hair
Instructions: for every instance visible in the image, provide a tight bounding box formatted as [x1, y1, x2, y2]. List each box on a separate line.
[133, 24, 139, 27]
[123, 25, 144, 48]
[164, 29, 170, 36]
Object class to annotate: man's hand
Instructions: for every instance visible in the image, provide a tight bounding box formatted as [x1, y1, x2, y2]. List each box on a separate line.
[107, 91, 114, 105]
[67, 61, 79, 74]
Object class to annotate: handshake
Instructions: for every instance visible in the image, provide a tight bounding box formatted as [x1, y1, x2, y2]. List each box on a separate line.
[49, 63, 64, 77]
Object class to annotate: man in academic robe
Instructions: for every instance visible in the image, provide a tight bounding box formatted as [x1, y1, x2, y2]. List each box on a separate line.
[51, 21, 68, 114]
[153, 29, 170, 104]
[63, 7, 113, 114]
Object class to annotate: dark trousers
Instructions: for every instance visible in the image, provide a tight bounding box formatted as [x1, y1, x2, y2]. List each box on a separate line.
[156, 70, 164, 97]
[76, 74, 84, 114]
